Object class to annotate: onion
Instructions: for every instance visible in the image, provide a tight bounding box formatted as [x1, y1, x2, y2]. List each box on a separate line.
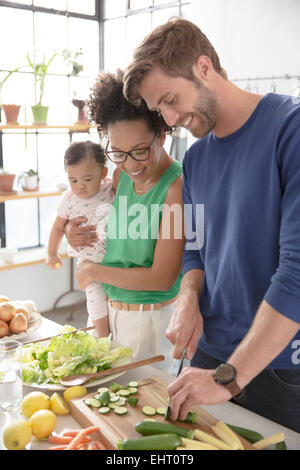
[0, 319, 9, 338]
[0, 302, 16, 322]
[9, 313, 28, 334]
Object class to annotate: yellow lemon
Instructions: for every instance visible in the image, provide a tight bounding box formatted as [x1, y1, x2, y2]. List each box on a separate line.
[21, 391, 50, 418]
[50, 392, 70, 415]
[63, 385, 87, 403]
[29, 409, 57, 439]
[3, 419, 32, 450]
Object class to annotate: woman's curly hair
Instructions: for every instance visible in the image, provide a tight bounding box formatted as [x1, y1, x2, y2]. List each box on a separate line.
[86, 69, 174, 138]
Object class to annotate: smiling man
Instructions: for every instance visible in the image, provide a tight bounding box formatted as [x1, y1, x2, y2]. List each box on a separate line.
[123, 17, 300, 433]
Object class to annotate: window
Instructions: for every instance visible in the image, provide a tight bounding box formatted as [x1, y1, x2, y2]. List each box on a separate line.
[0, 0, 191, 249]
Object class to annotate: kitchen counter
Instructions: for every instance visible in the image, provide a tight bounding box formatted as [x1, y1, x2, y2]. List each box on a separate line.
[1, 317, 299, 450]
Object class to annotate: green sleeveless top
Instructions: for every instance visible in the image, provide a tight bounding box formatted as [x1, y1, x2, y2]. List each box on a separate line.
[101, 160, 182, 303]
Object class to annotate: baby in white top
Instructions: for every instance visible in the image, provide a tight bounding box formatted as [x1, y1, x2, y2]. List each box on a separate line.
[46, 141, 114, 337]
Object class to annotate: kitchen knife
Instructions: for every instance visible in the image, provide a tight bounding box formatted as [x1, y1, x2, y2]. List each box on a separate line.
[164, 346, 187, 421]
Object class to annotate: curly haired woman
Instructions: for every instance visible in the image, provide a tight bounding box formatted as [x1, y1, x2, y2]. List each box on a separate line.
[66, 70, 185, 373]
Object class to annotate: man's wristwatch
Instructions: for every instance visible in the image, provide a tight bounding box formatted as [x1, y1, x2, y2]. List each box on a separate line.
[213, 363, 243, 398]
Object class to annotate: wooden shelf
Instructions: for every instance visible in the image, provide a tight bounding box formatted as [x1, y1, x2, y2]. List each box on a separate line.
[0, 123, 97, 131]
[0, 247, 69, 271]
[0, 189, 64, 203]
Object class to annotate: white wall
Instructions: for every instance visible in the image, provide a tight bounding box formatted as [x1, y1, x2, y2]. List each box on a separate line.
[191, 0, 300, 93]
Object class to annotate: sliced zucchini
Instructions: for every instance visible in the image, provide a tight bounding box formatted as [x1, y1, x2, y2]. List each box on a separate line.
[156, 407, 167, 416]
[99, 406, 110, 414]
[109, 395, 121, 403]
[109, 403, 119, 409]
[115, 397, 127, 406]
[128, 381, 139, 388]
[127, 387, 138, 395]
[84, 397, 101, 408]
[127, 397, 139, 407]
[118, 389, 131, 397]
[142, 406, 156, 416]
[143, 418, 157, 422]
[114, 406, 128, 415]
[97, 387, 109, 394]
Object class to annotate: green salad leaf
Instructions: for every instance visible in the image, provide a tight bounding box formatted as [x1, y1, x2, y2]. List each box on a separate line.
[21, 326, 133, 385]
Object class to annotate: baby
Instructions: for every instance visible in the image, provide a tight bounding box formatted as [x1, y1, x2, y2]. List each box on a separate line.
[46, 140, 114, 337]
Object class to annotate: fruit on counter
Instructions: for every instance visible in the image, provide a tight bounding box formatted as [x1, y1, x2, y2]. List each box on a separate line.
[21, 391, 51, 418]
[2, 419, 32, 450]
[29, 409, 57, 439]
[63, 385, 87, 403]
[50, 392, 70, 415]
[117, 433, 182, 450]
[9, 312, 28, 334]
[0, 319, 9, 338]
[0, 302, 16, 322]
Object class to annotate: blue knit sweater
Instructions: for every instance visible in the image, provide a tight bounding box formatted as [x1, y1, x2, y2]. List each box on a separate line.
[182, 93, 300, 369]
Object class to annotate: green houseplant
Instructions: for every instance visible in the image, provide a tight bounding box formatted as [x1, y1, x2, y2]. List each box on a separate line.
[17, 169, 39, 191]
[27, 51, 58, 125]
[0, 168, 16, 193]
[0, 67, 24, 124]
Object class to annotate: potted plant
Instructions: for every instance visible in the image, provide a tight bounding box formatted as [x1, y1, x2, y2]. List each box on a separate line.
[62, 48, 88, 125]
[0, 168, 16, 193]
[27, 51, 58, 125]
[0, 67, 24, 124]
[17, 169, 39, 191]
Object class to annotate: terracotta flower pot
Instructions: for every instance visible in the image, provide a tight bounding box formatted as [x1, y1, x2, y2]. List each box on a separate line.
[1, 104, 21, 125]
[0, 174, 16, 192]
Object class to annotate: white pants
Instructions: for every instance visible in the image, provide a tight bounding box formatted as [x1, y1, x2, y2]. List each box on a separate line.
[85, 282, 108, 321]
[108, 302, 175, 375]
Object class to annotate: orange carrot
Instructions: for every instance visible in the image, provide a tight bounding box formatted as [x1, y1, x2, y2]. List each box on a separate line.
[62, 429, 82, 437]
[48, 434, 72, 444]
[65, 426, 99, 450]
[48, 445, 68, 450]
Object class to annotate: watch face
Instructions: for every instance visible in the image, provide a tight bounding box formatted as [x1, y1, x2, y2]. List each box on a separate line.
[215, 364, 235, 384]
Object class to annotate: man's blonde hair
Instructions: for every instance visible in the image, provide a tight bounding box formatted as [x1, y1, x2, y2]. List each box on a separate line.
[124, 17, 227, 105]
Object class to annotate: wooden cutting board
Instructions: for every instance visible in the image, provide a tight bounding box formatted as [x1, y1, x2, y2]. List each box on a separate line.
[69, 376, 255, 450]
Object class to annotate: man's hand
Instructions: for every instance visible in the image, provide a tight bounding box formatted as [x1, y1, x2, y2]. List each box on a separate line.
[65, 217, 98, 249]
[76, 260, 96, 290]
[166, 292, 203, 361]
[167, 367, 231, 421]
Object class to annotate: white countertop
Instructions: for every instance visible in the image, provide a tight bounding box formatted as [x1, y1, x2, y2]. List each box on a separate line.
[1, 317, 299, 450]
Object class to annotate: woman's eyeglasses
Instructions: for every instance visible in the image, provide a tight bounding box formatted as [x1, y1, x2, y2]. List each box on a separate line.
[105, 132, 159, 163]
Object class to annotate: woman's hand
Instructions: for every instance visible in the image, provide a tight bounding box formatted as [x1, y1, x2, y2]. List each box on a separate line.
[65, 217, 98, 249]
[76, 260, 96, 290]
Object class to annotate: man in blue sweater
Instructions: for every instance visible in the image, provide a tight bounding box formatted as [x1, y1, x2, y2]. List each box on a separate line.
[124, 18, 300, 433]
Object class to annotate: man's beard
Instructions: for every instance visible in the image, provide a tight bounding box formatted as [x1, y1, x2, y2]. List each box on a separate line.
[191, 81, 217, 138]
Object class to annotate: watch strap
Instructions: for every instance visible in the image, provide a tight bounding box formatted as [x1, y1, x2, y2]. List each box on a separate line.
[225, 380, 243, 398]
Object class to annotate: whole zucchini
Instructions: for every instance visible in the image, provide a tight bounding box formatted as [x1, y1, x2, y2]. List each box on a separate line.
[135, 420, 194, 439]
[117, 433, 182, 450]
[226, 424, 264, 444]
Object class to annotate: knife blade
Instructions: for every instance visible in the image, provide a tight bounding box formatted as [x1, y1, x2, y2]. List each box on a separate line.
[164, 346, 187, 421]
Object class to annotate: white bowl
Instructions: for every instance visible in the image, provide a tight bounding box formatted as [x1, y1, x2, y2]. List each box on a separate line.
[0, 248, 18, 263]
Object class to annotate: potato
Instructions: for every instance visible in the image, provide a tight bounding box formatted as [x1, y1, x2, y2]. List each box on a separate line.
[0, 319, 9, 338]
[0, 302, 16, 322]
[14, 306, 30, 322]
[9, 313, 28, 334]
[0, 295, 10, 303]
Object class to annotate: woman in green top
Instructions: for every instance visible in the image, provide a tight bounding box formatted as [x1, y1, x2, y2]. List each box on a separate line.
[69, 70, 185, 372]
